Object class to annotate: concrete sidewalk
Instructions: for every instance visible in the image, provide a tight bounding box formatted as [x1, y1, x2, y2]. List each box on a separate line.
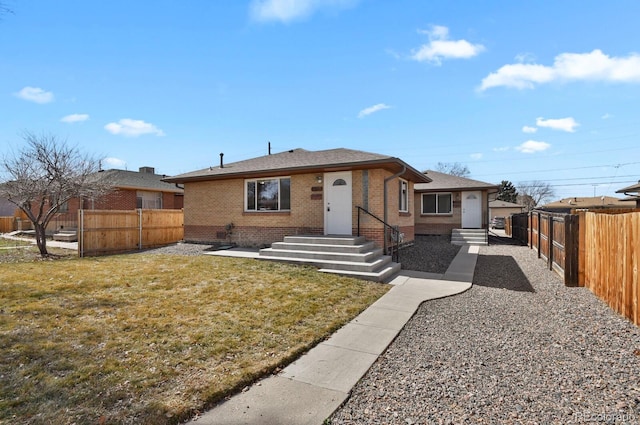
[190, 245, 478, 425]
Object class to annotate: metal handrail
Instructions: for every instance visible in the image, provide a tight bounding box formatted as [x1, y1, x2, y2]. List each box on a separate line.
[355, 206, 402, 263]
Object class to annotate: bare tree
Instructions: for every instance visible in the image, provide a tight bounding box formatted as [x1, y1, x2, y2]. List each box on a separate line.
[434, 162, 470, 177]
[0, 133, 112, 256]
[517, 180, 555, 211]
[0, 1, 13, 18]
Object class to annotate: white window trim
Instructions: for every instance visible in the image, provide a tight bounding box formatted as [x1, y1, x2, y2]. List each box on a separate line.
[421, 192, 453, 215]
[399, 179, 409, 213]
[244, 176, 291, 212]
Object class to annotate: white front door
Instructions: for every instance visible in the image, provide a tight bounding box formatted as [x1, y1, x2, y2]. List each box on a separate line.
[324, 171, 352, 235]
[462, 191, 482, 228]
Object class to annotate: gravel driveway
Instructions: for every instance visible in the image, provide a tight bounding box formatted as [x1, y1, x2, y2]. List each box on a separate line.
[330, 240, 640, 424]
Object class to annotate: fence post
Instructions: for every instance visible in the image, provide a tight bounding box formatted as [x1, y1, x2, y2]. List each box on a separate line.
[577, 211, 586, 287]
[548, 215, 554, 270]
[78, 209, 84, 258]
[138, 208, 143, 250]
[564, 214, 579, 287]
[528, 212, 532, 249]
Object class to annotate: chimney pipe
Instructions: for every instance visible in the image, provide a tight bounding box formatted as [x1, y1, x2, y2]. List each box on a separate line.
[268, 141, 271, 155]
[220, 153, 224, 168]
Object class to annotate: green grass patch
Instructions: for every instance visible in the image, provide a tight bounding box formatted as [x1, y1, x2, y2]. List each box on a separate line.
[0, 254, 389, 424]
[0, 238, 31, 249]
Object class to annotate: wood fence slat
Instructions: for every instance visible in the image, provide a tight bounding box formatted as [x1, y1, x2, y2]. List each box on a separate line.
[79, 209, 184, 257]
[0, 216, 16, 233]
[578, 211, 640, 326]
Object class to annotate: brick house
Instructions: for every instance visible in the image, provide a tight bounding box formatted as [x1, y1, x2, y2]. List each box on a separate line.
[163, 148, 430, 249]
[50, 166, 184, 232]
[414, 170, 498, 235]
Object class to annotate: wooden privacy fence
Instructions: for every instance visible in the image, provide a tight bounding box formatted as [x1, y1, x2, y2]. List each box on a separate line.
[509, 211, 579, 286]
[0, 216, 16, 233]
[509, 209, 640, 325]
[78, 209, 183, 257]
[583, 211, 639, 326]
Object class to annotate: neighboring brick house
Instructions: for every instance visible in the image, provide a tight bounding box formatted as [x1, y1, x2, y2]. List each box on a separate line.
[50, 166, 184, 231]
[163, 148, 430, 249]
[414, 170, 498, 235]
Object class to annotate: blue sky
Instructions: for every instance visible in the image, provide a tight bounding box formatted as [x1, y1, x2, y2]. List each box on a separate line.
[1, 0, 639, 201]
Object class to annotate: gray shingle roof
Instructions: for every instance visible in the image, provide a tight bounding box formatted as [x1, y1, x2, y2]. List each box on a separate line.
[616, 180, 640, 194]
[415, 170, 498, 192]
[163, 148, 431, 183]
[98, 169, 184, 193]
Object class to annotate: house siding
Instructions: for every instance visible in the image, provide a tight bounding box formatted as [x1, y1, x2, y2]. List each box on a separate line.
[183, 169, 417, 249]
[184, 174, 325, 247]
[414, 190, 491, 235]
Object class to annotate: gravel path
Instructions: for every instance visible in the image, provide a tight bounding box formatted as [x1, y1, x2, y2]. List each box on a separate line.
[330, 242, 640, 424]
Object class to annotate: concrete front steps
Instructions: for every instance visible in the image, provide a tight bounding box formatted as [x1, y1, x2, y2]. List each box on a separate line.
[451, 229, 488, 245]
[259, 235, 400, 282]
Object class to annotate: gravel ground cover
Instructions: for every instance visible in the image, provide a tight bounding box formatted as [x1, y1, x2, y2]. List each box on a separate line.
[330, 241, 640, 424]
[400, 235, 461, 275]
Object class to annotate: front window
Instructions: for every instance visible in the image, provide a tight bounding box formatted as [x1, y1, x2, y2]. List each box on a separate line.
[399, 179, 409, 212]
[422, 193, 452, 214]
[245, 177, 291, 211]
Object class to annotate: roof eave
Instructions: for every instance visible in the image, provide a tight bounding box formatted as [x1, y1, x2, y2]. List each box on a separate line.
[164, 158, 431, 184]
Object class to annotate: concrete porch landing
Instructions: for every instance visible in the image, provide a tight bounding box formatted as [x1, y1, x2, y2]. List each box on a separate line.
[190, 245, 478, 425]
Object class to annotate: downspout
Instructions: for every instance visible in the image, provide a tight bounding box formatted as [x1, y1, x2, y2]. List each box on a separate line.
[383, 165, 406, 252]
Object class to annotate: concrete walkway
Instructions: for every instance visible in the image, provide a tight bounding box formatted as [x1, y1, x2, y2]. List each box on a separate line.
[1, 232, 78, 250]
[190, 245, 478, 425]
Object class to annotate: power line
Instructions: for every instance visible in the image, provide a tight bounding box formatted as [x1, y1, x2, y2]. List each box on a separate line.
[475, 161, 640, 178]
[518, 180, 637, 189]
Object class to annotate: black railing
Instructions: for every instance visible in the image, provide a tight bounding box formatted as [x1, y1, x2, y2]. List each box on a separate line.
[356, 206, 402, 263]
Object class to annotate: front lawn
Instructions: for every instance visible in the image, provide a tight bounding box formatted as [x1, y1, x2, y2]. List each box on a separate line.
[0, 254, 389, 424]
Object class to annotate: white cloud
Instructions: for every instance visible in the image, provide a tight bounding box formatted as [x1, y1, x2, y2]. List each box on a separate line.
[358, 103, 391, 118]
[411, 25, 485, 65]
[480, 49, 640, 91]
[515, 52, 536, 64]
[470, 153, 483, 160]
[104, 119, 165, 137]
[61, 113, 89, 123]
[536, 117, 579, 132]
[515, 140, 551, 154]
[103, 157, 127, 169]
[522, 126, 538, 134]
[15, 86, 54, 104]
[601, 113, 613, 119]
[249, 0, 357, 23]
[493, 146, 510, 152]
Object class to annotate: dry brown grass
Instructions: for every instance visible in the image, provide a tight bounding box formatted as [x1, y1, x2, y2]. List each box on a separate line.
[0, 254, 388, 424]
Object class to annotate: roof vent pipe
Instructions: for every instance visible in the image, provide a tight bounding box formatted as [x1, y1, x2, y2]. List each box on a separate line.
[220, 153, 224, 168]
[268, 141, 271, 155]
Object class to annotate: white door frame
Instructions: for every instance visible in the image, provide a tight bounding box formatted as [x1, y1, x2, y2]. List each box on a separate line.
[461, 191, 482, 228]
[324, 171, 353, 235]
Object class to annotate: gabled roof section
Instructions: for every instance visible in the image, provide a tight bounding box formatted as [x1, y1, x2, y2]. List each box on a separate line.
[616, 180, 640, 194]
[489, 200, 524, 208]
[163, 148, 431, 183]
[542, 196, 635, 209]
[97, 169, 184, 193]
[415, 170, 498, 192]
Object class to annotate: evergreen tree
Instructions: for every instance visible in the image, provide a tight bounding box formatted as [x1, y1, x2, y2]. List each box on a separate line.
[497, 180, 518, 203]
